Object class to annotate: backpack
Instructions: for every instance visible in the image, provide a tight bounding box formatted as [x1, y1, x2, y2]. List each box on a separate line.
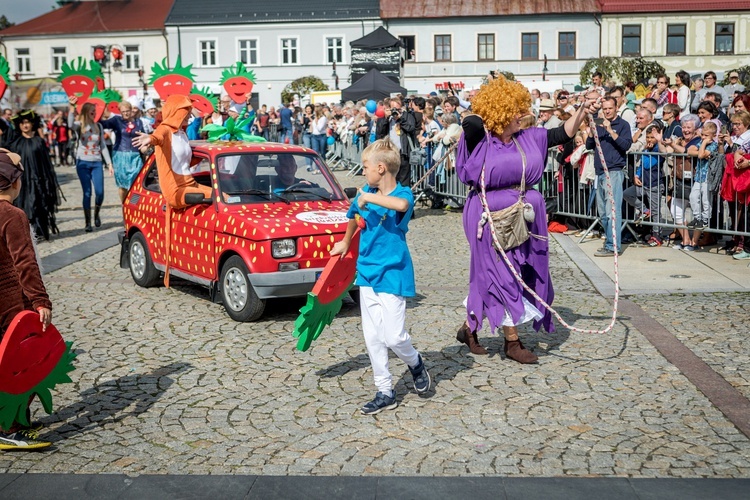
[706, 152, 726, 194]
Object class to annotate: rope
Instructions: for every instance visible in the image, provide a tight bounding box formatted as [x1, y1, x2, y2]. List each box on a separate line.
[481, 114, 620, 334]
[411, 142, 460, 192]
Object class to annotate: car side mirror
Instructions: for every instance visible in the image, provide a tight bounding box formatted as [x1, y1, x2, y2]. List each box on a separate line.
[344, 187, 357, 199]
[184, 192, 213, 205]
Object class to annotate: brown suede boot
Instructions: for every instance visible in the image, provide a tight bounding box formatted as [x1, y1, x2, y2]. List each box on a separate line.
[504, 339, 538, 364]
[456, 323, 488, 355]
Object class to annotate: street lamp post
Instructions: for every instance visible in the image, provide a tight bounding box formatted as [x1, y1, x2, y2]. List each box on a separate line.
[332, 62, 339, 90]
[93, 44, 123, 88]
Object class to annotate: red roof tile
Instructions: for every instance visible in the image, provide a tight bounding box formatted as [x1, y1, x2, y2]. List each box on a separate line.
[0, 0, 175, 36]
[598, 0, 750, 13]
[380, 0, 600, 19]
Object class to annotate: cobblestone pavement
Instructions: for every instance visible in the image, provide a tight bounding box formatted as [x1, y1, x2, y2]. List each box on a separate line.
[2, 167, 749, 478]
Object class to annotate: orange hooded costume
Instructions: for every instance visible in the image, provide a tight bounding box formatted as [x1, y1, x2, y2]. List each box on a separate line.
[148, 94, 211, 208]
[148, 94, 212, 286]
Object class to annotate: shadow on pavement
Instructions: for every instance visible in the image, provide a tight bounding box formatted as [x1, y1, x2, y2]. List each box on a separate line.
[41, 362, 192, 440]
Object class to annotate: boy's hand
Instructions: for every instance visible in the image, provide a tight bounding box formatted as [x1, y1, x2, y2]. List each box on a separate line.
[37, 307, 51, 332]
[330, 240, 349, 256]
[634, 176, 642, 187]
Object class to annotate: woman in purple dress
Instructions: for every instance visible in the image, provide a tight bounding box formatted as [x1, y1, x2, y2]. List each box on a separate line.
[455, 76, 599, 363]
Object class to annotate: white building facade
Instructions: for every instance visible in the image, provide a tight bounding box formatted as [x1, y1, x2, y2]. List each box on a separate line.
[385, 15, 601, 94]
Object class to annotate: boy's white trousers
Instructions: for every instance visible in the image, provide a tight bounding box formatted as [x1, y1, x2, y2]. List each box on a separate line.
[360, 286, 420, 394]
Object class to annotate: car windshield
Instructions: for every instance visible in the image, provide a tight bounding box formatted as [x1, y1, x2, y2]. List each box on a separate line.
[216, 153, 342, 204]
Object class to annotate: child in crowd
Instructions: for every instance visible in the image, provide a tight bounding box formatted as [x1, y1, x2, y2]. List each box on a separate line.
[0, 148, 52, 450]
[625, 124, 668, 245]
[331, 139, 430, 415]
[688, 121, 719, 230]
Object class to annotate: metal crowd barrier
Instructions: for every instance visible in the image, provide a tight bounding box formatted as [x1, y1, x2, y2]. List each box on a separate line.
[541, 147, 750, 244]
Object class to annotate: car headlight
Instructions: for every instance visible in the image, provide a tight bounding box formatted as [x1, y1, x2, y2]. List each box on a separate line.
[271, 239, 296, 258]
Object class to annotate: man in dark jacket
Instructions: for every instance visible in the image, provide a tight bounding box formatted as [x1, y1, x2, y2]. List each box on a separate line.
[586, 94, 632, 256]
[376, 96, 417, 186]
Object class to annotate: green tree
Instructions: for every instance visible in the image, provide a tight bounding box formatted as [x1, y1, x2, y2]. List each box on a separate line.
[0, 15, 15, 30]
[580, 57, 664, 86]
[281, 76, 329, 104]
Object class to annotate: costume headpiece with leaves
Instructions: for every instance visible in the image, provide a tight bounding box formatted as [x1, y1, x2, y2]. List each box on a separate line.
[0, 54, 10, 99]
[58, 57, 102, 111]
[189, 86, 218, 117]
[149, 56, 195, 99]
[221, 62, 257, 104]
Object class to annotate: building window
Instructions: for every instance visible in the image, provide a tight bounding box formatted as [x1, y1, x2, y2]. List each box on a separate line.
[477, 34, 495, 61]
[666, 25, 686, 56]
[558, 32, 576, 60]
[124, 45, 140, 70]
[521, 33, 538, 60]
[51, 47, 67, 73]
[281, 38, 298, 65]
[238, 39, 258, 66]
[326, 37, 344, 64]
[434, 35, 451, 61]
[622, 25, 641, 56]
[199, 40, 217, 67]
[16, 48, 31, 74]
[400, 35, 415, 61]
[715, 23, 734, 54]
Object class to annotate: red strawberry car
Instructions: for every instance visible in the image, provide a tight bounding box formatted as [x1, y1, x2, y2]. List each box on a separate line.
[119, 141, 356, 321]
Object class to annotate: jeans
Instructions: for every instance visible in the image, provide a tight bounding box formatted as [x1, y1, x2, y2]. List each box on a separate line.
[311, 134, 327, 159]
[623, 182, 670, 238]
[596, 169, 624, 252]
[76, 159, 104, 209]
[280, 128, 293, 145]
[302, 132, 313, 167]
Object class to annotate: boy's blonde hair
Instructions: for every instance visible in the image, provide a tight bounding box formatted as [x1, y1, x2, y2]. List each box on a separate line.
[702, 121, 717, 135]
[361, 139, 401, 175]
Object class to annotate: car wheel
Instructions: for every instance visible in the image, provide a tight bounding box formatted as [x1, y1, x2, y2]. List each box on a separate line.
[220, 255, 265, 322]
[129, 232, 161, 287]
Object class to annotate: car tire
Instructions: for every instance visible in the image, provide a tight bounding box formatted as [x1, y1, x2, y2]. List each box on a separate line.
[348, 289, 360, 305]
[129, 232, 161, 288]
[220, 255, 265, 322]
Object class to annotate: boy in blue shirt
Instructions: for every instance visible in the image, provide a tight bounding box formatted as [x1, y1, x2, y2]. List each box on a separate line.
[688, 122, 719, 231]
[331, 139, 430, 415]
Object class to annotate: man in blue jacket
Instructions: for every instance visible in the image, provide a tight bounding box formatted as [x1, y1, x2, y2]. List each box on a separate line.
[586, 95, 632, 256]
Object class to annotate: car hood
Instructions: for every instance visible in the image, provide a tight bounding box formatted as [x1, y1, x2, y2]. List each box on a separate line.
[218, 200, 351, 240]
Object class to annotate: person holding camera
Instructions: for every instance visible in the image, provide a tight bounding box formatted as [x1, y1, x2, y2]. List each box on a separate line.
[376, 95, 418, 187]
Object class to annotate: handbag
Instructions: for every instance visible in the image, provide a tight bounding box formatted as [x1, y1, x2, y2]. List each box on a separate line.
[477, 135, 542, 251]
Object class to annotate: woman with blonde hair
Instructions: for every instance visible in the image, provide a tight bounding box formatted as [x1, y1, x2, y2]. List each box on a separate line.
[68, 97, 112, 232]
[310, 104, 328, 159]
[455, 76, 598, 361]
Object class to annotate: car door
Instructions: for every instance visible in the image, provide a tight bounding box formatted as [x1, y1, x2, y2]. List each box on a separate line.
[125, 158, 168, 267]
[168, 153, 217, 280]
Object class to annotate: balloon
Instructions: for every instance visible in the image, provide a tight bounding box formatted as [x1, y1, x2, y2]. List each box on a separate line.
[327, 136, 335, 146]
[366, 100, 377, 114]
[375, 107, 385, 119]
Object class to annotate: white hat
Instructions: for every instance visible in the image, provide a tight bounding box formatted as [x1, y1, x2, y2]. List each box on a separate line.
[127, 95, 143, 111]
[143, 98, 156, 111]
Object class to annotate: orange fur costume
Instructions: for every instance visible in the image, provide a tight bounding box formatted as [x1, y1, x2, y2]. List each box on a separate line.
[148, 94, 211, 209]
[148, 95, 211, 286]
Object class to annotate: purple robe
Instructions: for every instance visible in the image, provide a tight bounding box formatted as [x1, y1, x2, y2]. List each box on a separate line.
[456, 126, 555, 334]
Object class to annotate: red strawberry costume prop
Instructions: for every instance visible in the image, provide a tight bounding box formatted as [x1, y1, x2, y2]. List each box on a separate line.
[149, 56, 195, 100]
[57, 58, 102, 113]
[220, 62, 256, 104]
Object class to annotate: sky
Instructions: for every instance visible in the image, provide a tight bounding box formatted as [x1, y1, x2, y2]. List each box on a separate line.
[0, 0, 56, 25]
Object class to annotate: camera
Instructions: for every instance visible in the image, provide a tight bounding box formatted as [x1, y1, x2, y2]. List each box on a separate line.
[391, 108, 400, 118]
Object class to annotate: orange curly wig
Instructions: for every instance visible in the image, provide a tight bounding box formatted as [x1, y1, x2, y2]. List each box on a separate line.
[471, 76, 532, 135]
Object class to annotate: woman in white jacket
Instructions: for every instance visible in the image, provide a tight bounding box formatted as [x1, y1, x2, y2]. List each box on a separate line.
[675, 70, 692, 118]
